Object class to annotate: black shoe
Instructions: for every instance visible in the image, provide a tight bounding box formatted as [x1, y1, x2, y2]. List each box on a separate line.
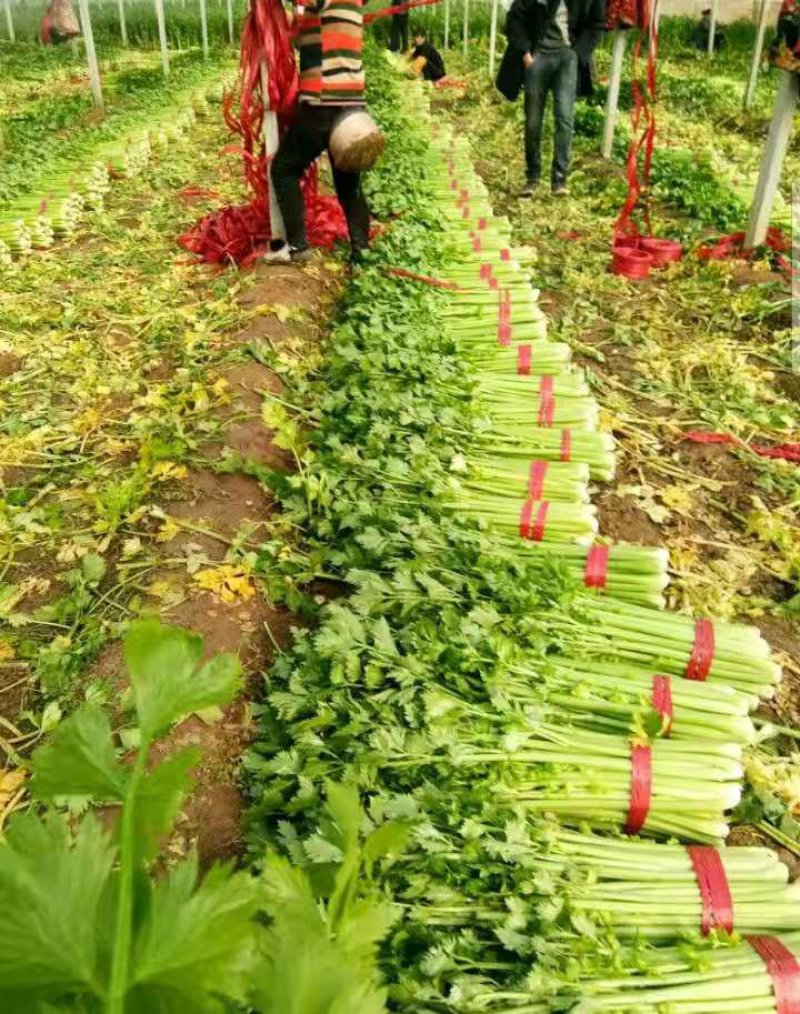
[519, 179, 539, 198]
[262, 240, 312, 264]
[552, 181, 570, 197]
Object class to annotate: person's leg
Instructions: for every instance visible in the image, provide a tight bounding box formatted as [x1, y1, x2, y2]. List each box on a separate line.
[271, 106, 328, 251]
[331, 162, 370, 258]
[400, 14, 409, 50]
[551, 48, 577, 190]
[523, 55, 552, 185]
[389, 15, 400, 51]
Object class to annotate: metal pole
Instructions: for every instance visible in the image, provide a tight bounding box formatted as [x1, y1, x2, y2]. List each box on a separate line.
[4, 0, 15, 41]
[743, 0, 770, 110]
[602, 29, 626, 159]
[260, 60, 285, 240]
[199, 0, 209, 56]
[154, 0, 169, 75]
[117, 0, 127, 44]
[488, 0, 498, 78]
[745, 71, 799, 248]
[444, 0, 449, 48]
[707, 0, 717, 57]
[462, 0, 468, 58]
[77, 0, 104, 110]
[226, 0, 234, 43]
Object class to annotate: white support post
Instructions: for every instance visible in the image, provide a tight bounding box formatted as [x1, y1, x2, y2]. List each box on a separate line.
[260, 60, 285, 240]
[745, 71, 799, 248]
[117, 0, 127, 44]
[4, 0, 15, 41]
[707, 0, 717, 57]
[199, 0, 209, 56]
[444, 0, 449, 48]
[602, 29, 626, 159]
[154, 0, 169, 74]
[77, 0, 104, 111]
[226, 0, 234, 43]
[462, 0, 468, 58]
[743, 0, 769, 110]
[488, 0, 498, 78]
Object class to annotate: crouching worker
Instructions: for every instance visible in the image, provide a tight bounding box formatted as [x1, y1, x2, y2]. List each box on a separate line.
[409, 28, 447, 81]
[266, 0, 371, 266]
[496, 0, 606, 197]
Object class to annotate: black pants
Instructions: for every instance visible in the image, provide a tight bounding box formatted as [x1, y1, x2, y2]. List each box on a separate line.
[389, 13, 409, 52]
[271, 104, 370, 255]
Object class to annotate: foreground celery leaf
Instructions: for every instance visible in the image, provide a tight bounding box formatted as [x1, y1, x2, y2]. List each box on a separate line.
[29, 707, 126, 803]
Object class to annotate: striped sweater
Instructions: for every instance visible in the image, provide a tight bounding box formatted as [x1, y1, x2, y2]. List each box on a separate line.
[296, 0, 365, 106]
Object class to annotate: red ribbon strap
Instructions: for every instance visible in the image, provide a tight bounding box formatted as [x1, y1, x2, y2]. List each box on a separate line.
[500, 248, 510, 261]
[748, 936, 800, 1014]
[497, 290, 512, 346]
[519, 500, 549, 541]
[560, 429, 571, 462]
[471, 234, 482, 252]
[528, 461, 548, 500]
[518, 344, 532, 375]
[685, 618, 715, 681]
[651, 674, 673, 736]
[477, 217, 487, 230]
[687, 846, 734, 935]
[538, 376, 555, 427]
[584, 543, 610, 589]
[625, 744, 652, 835]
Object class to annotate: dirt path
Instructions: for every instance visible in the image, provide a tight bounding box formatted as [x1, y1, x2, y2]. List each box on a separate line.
[0, 106, 342, 855]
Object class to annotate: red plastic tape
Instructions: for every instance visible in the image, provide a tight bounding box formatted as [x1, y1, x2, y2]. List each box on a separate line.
[584, 543, 610, 589]
[538, 376, 555, 427]
[528, 460, 548, 500]
[471, 234, 482, 253]
[747, 936, 800, 1014]
[519, 500, 549, 541]
[685, 618, 715, 681]
[651, 674, 673, 736]
[687, 846, 734, 935]
[480, 263, 492, 281]
[560, 429, 571, 462]
[477, 217, 487, 230]
[500, 248, 510, 261]
[624, 744, 652, 835]
[497, 291, 511, 346]
[518, 344, 532, 376]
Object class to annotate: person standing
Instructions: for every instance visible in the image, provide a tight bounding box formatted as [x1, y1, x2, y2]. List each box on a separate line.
[496, 0, 606, 196]
[389, 10, 410, 51]
[267, 0, 371, 264]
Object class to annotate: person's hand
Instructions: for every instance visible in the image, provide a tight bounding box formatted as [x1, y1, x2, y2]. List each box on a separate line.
[523, 52, 534, 68]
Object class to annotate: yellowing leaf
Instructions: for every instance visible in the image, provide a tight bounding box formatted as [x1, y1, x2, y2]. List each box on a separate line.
[156, 518, 181, 543]
[659, 485, 694, 515]
[151, 461, 188, 482]
[193, 564, 255, 603]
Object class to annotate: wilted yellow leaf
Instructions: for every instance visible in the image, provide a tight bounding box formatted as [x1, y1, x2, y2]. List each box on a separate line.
[151, 461, 188, 482]
[193, 564, 255, 603]
[659, 485, 694, 515]
[156, 518, 181, 543]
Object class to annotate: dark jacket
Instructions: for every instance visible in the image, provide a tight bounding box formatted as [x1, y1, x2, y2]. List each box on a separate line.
[496, 0, 606, 101]
[411, 41, 446, 81]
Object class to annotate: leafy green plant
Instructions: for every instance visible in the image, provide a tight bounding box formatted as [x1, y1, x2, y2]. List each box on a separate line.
[0, 619, 260, 1014]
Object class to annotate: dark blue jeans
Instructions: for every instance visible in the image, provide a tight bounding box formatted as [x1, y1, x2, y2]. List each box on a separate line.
[523, 48, 578, 186]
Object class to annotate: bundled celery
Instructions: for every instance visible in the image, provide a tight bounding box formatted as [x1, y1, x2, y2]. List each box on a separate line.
[544, 595, 781, 698]
[474, 425, 616, 481]
[449, 491, 598, 545]
[460, 456, 591, 504]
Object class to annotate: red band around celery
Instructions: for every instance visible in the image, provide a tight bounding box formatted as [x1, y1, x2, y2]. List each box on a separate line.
[584, 543, 610, 589]
[472, 234, 482, 253]
[462, 205, 471, 219]
[624, 744, 652, 835]
[500, 248, 510, 261]
[519, 500, 549, 541]
[480, 263, 492, 281]
[685, 618, 715, 681]
[560, 429, 572, 461]
[497, 291, 512, 346]
[538, 376, 555, 427]
[449, 178, 458, 190]
[477, 217, 487, 230]
[651, 675, 673, 736]
[528, 460, 548, 500]
[747, 936, 800, 1014]
[518, 344, 532, 375]
[687, 846, 734, 935]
